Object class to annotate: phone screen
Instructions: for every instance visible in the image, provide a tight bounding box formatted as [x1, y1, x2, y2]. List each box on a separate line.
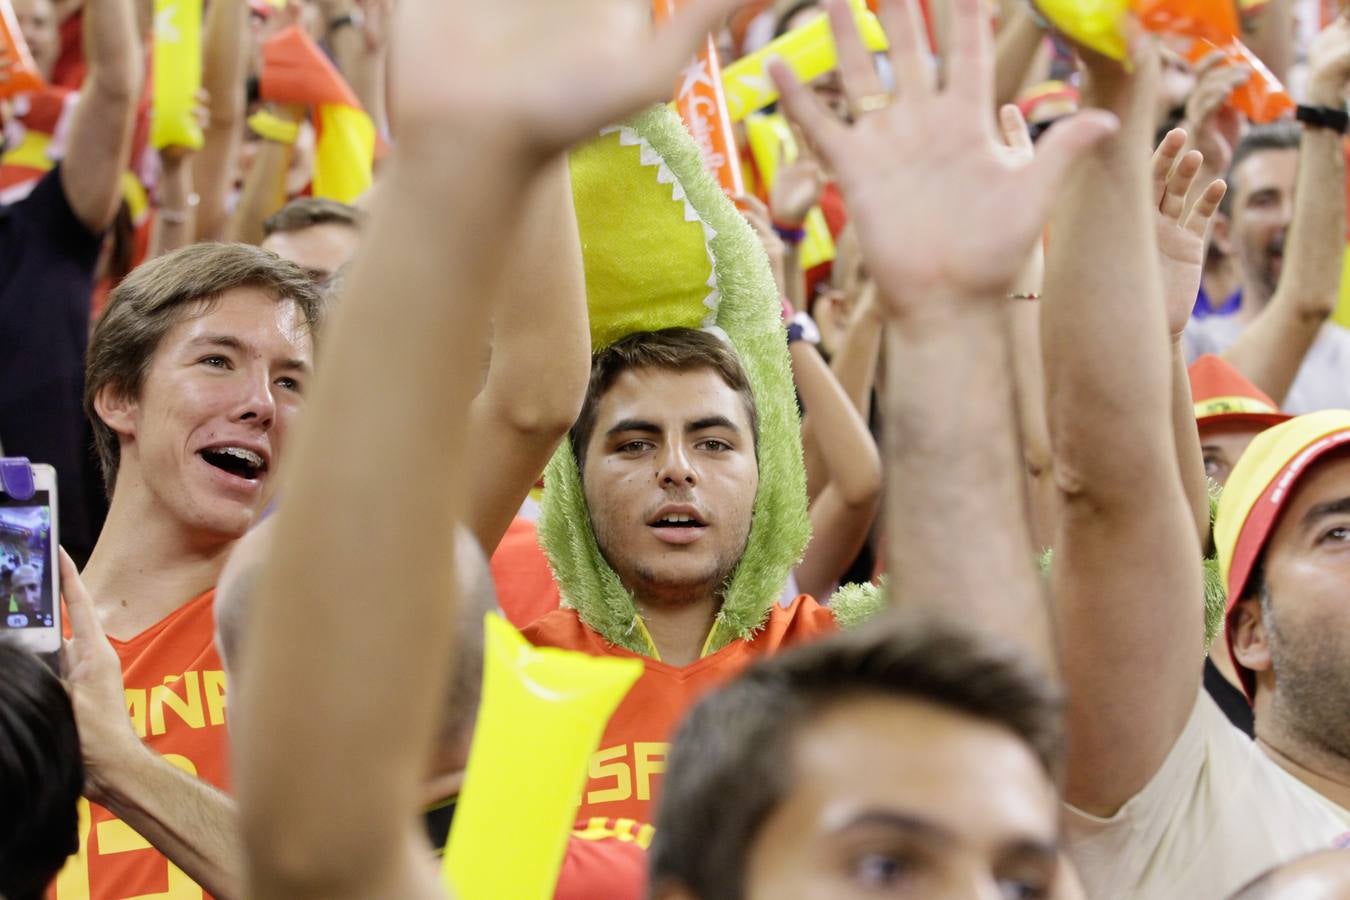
[0, 490, 56, 631]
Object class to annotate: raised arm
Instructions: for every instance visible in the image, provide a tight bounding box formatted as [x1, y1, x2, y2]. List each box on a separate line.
[789, 337, 882, 599]
[464, 154, 591, 555]
[193, 0, 250, 241]
[1042, 46, 1205, 816]
[59, 0, 142, 233]
[227, 106, 305, 245]
[316, 0, 390, 137]
[1221, 19, 1350, 406]
[775, 0, 1113, 667]
[233, 1, 737, 897]
[61, 551, 243, 899]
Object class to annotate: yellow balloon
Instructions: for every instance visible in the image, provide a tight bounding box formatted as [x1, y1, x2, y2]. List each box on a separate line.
[150, 0, 204, 151]
[443, 615, 642, 900]
[721, 0, 889, 123]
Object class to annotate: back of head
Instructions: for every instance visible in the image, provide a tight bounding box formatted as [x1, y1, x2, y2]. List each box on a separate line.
[1220, 121, 1301, 217]
[261, 198, 366, 238]
[215, 522, 496, 754]
[84, 242, 325, 498]
[649, 613, 1063, 899]
[0, 639, 83, 899]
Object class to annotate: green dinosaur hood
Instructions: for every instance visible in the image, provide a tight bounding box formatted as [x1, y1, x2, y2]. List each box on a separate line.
[536, 104, 810, 658]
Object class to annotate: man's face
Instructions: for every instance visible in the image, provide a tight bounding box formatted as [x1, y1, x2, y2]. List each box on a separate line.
[1230, 148, 1298, 301]
[12, 570, 40, 612]
[744, 695, 1061, 899]
[582, 366, 758, 609]
[1241, 453, 1350, 753]
[261, 223, 361, 282]
[109, 288, 312, 541]
[12, 0, 58, 80]
[1200, 421, 1267, 486]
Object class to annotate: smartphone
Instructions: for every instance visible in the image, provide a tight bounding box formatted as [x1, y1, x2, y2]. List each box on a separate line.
[0, 463, 60, 654]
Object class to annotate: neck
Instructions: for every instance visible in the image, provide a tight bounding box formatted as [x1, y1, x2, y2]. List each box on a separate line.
[82, 480, 236, 641]
[633, 590, 720, 666]
[1255, 711, 1350, 810]
[1234, 277, 1273, 325]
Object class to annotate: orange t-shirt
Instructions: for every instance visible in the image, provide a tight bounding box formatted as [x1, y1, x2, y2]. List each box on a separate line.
[490, 516, 562, 629]
[50, 590, 227, 900]
[523, 595, 836, 825]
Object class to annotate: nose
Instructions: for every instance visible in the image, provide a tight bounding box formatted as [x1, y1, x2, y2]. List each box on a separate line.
[233, 367, 277, 429]
[656, 441, 697, 488]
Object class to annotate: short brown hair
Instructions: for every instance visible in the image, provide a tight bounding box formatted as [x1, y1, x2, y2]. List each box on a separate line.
[84, 243, 324, 496]
[569, 328, 759, 473]
[650, 613, 1064, 899]
[262, 197, 365, 237]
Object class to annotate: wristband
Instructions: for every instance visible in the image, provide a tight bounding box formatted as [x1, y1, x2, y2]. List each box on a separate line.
[1008, 291, 1040, 300]
[786, 310, 821, 346]
[1295, 104, 1349, 135]
[248, 110, 301, 145]
[772, 219, 807, 244]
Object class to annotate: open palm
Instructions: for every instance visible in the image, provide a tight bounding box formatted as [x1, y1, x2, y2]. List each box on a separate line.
[772, 0, 1116, 316]
[1152, 129, 1227, 338]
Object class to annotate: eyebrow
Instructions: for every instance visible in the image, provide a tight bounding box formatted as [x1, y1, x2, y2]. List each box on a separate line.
[1301, 497, 1350, 530]
[188, 334, 311, 373]
[833, 811, 1059, 859]
[605, 416, 743, 439]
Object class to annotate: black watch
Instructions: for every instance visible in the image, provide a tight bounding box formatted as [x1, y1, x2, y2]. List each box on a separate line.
[1295, 104, 1349, 135]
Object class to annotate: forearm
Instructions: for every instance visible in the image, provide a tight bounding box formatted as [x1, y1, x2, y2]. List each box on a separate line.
[828, 294, 882, 418]
[783, 243, 806, 310]
[239, 140, 520, 896]
[97, 744, 243, 900]
[60, 0, 142, 231]
[195, 0, 249, 241]
[328, 19, 388, 134]
[1171, 342, 1210, 544]
[228, 138, 291, 245]
[994, 5, 1044, 107]
[1243, 0, 1294, 83]
[1223, 117, 1346, 404]
[466, 154, 589, 552]
[791, 340, 881, 506]
[884, 307, 1050, 670]
[149, 159, 196, 258]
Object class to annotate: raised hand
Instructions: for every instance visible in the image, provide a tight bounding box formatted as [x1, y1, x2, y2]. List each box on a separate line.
[1152, 128, 1226, 340]
[390, 0, 742, 158]
[1181, 52, 1247, 177]
[1307, 13, 1350, 106]
[769, 131, 826, 227]
[770, 0, 1116, 319]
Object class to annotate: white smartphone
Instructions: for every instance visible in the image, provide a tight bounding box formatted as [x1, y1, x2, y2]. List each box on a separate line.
[0, 463, 60, 655]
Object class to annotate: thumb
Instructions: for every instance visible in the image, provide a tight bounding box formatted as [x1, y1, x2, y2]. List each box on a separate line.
[59, 547, 100, 643]
[1028, 109, 1119, 199]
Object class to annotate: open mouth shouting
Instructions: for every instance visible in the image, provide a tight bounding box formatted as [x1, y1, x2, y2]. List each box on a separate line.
[647, 504, 709, 545]
[198, 443, 270, 489]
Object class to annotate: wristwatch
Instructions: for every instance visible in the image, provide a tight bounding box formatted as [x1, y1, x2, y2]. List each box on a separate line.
[1295, 104, 1349, 135]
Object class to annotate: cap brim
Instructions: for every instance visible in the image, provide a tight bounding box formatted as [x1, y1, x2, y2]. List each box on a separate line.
[1198, 412, 1293, 432]
[1225, 428, 1350, 700]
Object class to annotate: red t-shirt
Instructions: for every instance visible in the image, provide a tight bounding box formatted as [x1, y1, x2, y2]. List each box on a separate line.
[50, 590, 227, 900]
[490, 516, 561, 629]
[523, 595, 836, 824]
[555, 819, 649, 900]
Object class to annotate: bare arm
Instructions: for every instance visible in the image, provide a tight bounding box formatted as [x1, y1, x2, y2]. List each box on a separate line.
[61, 551, 242, 900]
[60, 0, 142, 233]
[148, 150, 197, 258]
[234, 0, 735, 896]
[193, 0, 249, 241]
[228, 108, 303, 245]
[1043, 50, 1205, 816]
[317, 0, 390, 136]
[465, 154, 590, 555]
[1243, 0, 1294, 84]
[994, 2, 1044, 107]
[1221, 20, 1350, 406]
[791, 338, 881, 598]
[775, 0, 1113, 665]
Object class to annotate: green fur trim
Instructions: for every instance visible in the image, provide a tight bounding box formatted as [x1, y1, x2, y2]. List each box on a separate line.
[829, 578, 888, 630]
[536, 105, 810, 657]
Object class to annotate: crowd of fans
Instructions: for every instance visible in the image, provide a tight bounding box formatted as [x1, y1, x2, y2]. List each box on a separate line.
[3, 0, 1350, 896]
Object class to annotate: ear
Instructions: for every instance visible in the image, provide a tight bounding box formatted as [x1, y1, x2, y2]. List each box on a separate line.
[1210, 211, 1233, 258]
[92, 382, 139, 440]
[1230, 597, 1273, 674]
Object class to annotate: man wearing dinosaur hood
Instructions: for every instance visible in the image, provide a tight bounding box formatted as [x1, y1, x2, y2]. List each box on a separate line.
[523, 105, 875, 827]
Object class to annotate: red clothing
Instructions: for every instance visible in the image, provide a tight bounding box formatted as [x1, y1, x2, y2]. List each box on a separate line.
[523, 595, 836, 824]
[555, 819, 649, 900]
[50, 590, 226, 900]
[490, 516, 561, 629]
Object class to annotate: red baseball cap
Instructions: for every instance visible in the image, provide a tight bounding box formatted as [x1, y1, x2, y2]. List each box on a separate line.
[1188, 355, 1291, 432]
